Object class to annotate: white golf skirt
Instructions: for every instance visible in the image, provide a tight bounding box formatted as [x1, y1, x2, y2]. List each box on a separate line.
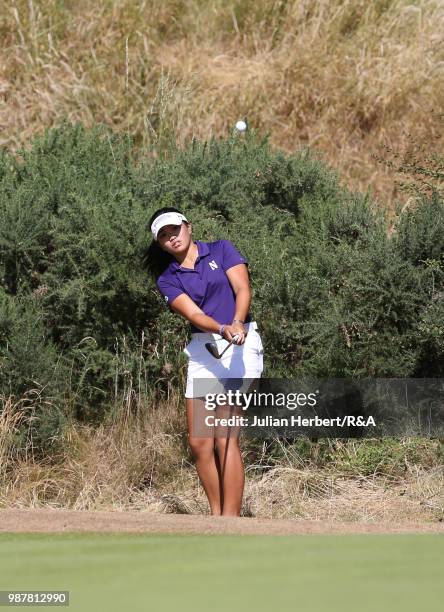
[183, 321, 264, 398]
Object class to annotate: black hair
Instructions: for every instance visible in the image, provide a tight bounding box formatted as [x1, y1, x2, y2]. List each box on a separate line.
[141, 207, 189, 279]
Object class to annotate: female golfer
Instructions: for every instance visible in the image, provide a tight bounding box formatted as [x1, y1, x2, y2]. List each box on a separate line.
[145, 207, 264, 516]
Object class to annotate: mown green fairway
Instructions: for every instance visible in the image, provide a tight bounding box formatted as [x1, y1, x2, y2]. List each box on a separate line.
[0, 533, 442, 612]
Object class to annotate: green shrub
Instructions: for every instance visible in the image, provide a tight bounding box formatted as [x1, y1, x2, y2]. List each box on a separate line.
[0, 290, 66, 399]
[332, 438, 442, 477]
[242, 437, 443, 475]
[0, 121, 443, 441]
[0, 290, 69, 455]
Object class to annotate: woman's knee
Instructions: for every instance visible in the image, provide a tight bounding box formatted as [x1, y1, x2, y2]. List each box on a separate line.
[188, 435, 214, 458]
[214, 436, 239, 455]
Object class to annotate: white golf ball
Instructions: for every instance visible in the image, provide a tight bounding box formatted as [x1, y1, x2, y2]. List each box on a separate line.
[235, 120, 247, 132]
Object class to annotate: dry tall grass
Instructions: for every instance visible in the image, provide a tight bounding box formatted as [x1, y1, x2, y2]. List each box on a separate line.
[0, 389, 189, 510]
[0, 397, 27, 474]
[1, 391, 442, 521]
[1, 0, 443, 209]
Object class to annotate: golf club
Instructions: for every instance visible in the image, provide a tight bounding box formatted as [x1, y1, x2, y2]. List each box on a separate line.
[205, 334, 240, 359]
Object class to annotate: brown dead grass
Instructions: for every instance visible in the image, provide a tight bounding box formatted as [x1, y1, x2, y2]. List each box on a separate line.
[1, 392, 442, 523]
[0, 0, 443, 209]
[0, 391, 187, 511]
[245, 465, 443, 522]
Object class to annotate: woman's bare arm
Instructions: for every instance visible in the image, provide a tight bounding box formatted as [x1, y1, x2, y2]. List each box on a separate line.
[226, 264, 251, 323]
[169, 294, 222, 333]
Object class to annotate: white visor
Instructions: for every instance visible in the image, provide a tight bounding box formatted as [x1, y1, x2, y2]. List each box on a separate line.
[151, 212, 188, 240]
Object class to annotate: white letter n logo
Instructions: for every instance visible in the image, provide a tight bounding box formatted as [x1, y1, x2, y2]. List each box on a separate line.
[209, 260, 218, 271]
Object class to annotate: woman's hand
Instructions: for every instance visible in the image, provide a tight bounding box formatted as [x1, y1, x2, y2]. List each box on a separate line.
[222, 322, 247, 345]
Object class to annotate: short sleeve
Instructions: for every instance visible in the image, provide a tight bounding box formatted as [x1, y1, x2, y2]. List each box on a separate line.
[156, 275, 184, 307]
[221, 239, 248, 272]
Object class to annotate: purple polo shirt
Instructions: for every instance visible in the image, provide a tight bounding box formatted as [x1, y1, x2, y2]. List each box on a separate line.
[156, 240, 251, 333]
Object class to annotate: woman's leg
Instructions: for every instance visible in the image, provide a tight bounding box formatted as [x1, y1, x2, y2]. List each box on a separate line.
[186, 397, 222, 515]
[214, 403, 245, 517]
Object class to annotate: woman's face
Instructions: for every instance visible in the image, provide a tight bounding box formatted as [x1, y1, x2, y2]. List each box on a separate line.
[157, 221, 192, 256]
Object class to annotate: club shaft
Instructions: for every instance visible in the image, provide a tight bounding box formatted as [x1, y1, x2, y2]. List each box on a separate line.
[219, 334, 239, 357]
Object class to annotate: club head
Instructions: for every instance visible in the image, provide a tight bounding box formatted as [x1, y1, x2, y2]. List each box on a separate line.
[205, 334, 240, 359]
[205, 342, 220, 358]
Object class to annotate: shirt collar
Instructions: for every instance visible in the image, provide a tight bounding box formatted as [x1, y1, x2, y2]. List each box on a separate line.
[196, 240, 210, 258]
[170, 240, 209, 272]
